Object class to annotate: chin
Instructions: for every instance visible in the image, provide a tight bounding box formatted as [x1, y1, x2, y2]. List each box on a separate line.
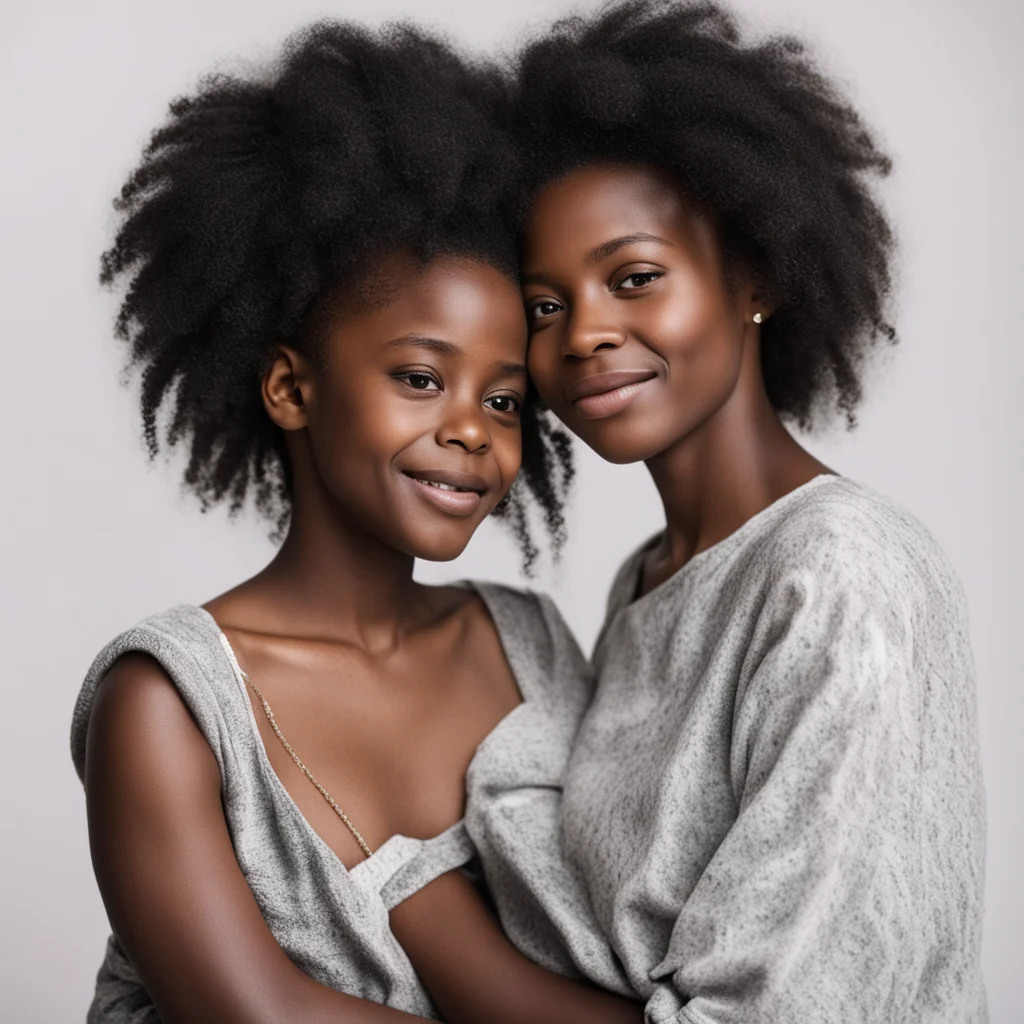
[404, 527, 475, 564]
[577, 428, 663, 466]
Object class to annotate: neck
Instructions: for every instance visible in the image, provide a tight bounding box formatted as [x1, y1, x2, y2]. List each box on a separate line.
[645, 343, 826, 576]
[225, 446, 423, 653]
[263, 511, 419, 648]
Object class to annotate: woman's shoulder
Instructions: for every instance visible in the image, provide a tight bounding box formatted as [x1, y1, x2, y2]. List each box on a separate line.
[82, 648, 222, 793]
[768, 475, 950, 562]
[759, 475, 966, 616]
[82, 604, 225, 668]
[71, 604, 243, 782]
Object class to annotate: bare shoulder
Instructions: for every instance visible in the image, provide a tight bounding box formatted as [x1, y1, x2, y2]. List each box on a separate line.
[86, 651, 218, 795]
[92, 651, 184, 718]
[90, 652, 198, 741]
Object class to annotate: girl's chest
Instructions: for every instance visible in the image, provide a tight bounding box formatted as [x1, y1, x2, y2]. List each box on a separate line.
[246, 645, 520, 870]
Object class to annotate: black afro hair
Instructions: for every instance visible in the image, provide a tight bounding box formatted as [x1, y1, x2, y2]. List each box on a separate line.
[101, 20, 573, 570]
[512, 0, 897, 428]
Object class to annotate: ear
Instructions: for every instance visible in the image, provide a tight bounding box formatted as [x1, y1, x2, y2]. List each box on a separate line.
[262, 346, 314, 432]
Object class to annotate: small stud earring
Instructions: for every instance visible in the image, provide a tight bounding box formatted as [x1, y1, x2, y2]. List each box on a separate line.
[752, 312, 763, 324]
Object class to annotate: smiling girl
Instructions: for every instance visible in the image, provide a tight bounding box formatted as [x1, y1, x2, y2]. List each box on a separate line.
[71, 21, 641, 1024]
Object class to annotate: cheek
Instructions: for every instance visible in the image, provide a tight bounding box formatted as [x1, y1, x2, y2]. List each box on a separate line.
[333, 373, 433, 444]
[527, 336, 564, 407]
[497, 429, 522, 486]
[482, 425, 522, 511]
[307, 385, 407, 490]
[644, 289, 742, 383]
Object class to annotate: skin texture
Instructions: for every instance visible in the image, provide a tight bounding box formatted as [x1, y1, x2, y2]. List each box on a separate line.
[390, 873, 640, 1024]
[522, 163, 831, 592]
[86, 254, 641, 1023]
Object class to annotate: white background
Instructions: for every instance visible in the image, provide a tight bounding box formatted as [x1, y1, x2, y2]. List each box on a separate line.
[1, 0, 1020, 1019]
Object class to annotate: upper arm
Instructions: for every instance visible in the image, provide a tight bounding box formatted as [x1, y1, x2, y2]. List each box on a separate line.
[654, 561, 922, 1021]
[85, 651, 313, 1023]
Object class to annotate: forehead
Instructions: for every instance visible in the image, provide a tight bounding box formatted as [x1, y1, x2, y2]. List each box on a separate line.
[522, 163, 689, 266]
[327, 252, 526, 361]
[357, 251, 514, 317]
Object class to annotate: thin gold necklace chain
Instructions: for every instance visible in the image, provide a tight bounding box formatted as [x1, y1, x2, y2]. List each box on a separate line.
[240, 669, 374, 860]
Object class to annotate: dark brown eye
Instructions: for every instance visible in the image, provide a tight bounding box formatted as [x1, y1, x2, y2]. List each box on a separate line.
[396, 371, 441, 391]
[484, 394, 521, 415]
[616, 271, 661, 290]
[528, 300, 563, 321]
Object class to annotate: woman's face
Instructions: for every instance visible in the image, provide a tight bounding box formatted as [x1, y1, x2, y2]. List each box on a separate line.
[522, 163, 762, 464]
[271, 253, 527, 561]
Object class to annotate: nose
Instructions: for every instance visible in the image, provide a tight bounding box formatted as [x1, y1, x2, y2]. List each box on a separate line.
[436, 398, 492, 454]
[561, 302, 626, 360]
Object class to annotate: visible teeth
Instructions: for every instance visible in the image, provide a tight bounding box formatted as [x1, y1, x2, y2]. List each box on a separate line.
[425, 480, 467, 492]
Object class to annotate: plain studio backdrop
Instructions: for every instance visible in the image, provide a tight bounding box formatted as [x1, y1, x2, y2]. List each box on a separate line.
[1, 0, 1020, 1019]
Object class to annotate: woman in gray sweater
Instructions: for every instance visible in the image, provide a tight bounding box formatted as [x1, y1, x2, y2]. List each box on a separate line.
[404, 3, 985, 1023]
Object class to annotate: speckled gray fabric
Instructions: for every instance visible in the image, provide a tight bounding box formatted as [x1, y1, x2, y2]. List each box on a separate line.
[464, 590, 633, 995]
[551, 475, 987, 1023]
[70, 583, 558, 1023]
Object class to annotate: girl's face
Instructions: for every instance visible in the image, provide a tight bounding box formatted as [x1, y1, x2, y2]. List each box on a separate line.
[269, 254, 527, 561]
[522, 163, 764, 465]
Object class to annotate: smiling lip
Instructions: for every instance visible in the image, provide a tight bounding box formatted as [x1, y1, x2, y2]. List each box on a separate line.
[402, 469, 487, 517]
[566, 369, 658, 420]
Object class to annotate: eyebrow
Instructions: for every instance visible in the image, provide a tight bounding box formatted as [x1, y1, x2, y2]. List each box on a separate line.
[493, 361, 528, 378]
[385, 335, 459, 356]
[585, 232, 673, 265]
[386, 335, 526, 378]
[521, 232, 675, 285]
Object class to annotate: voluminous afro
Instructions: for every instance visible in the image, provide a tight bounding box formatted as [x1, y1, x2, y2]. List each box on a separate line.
[101, 21, 573, 569]
[512, 0, 896, 427]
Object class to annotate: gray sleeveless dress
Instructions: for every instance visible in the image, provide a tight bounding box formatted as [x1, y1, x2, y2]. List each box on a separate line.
[71, 581, 601, 1022]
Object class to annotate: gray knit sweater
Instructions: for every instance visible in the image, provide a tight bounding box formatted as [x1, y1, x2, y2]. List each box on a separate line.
[469, 475, 987, 1023]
